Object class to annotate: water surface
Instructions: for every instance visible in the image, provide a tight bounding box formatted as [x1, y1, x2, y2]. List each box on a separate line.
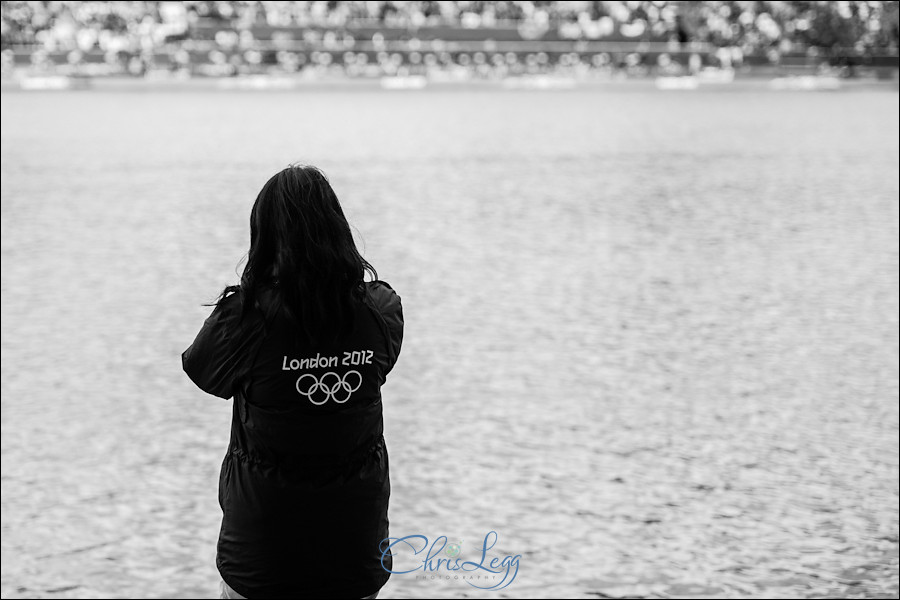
[2, 87, 898, 598]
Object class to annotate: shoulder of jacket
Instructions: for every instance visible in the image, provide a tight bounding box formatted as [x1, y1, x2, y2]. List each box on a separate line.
[364, 280, 402, 312]
[210, 288, 265, 334]
[213, 288, 244, 316]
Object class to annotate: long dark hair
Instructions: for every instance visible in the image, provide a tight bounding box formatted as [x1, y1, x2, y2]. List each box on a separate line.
[217, 164, 377, 346]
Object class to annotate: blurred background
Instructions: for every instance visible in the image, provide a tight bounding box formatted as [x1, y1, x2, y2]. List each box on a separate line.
[1, 0, 899, 84]
[1, 2, 899, 600]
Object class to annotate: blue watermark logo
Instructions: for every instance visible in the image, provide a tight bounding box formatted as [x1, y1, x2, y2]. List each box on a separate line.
[379, 531, 520, 590]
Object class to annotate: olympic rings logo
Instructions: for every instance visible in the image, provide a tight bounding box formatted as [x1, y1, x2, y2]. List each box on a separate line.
[295, 370, 362, 405]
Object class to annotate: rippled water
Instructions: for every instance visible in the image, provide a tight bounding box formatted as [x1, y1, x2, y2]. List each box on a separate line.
[2, 87, 898, 599]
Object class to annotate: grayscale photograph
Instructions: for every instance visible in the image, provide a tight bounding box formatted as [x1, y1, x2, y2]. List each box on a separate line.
[1, 1, 898, 599]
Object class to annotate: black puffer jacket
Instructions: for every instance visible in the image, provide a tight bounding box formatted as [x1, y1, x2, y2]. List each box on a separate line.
[183, 281, 403, 599]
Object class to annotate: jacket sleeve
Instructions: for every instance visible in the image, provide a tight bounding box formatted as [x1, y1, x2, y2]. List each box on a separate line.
[182, 293, 261, 399]
[367, 281, 404, 379]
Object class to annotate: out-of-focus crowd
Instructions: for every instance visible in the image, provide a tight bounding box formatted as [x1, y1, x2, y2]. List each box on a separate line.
[1, 1, 898, 78]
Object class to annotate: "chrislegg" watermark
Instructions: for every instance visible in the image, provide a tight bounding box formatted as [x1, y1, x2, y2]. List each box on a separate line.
[380, 531, 521, 590]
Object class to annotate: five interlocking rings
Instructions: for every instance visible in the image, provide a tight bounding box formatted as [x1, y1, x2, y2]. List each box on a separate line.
[295, 370, 362, 405]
